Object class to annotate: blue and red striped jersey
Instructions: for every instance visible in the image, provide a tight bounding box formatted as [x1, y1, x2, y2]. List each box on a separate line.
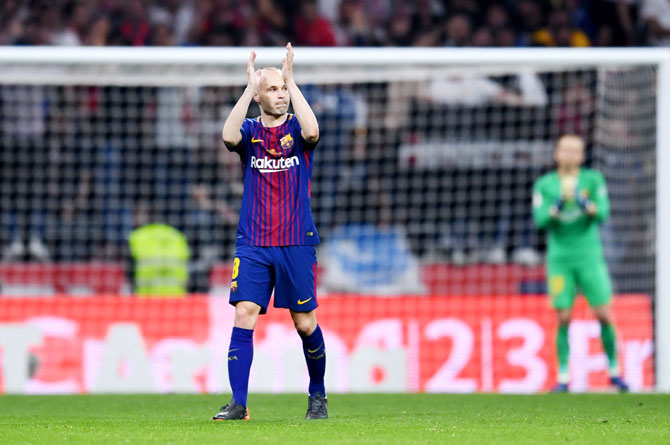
[227, 114, 320, 246]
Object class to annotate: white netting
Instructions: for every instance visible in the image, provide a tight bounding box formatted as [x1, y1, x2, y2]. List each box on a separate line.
[0, 56, 657, 299]
[594, 66, 656, 295]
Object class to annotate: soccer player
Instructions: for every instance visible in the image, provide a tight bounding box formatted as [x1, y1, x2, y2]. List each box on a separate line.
[212, 43, 327, 420]
[532, 134, 629, 393]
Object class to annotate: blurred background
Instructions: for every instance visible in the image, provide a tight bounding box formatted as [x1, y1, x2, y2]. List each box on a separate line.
[0, 0, 665, 48]
[0, 0, 665, 394]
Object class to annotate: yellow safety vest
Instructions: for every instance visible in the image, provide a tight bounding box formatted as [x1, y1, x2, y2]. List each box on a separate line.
[128, 223, 189, 297]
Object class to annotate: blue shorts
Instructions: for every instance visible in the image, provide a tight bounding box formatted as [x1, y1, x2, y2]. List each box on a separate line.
[229, 245, 318, 314]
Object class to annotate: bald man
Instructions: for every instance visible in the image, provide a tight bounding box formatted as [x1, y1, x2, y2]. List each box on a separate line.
[533, 134, 628, 393]
[213, 43, 327, 420]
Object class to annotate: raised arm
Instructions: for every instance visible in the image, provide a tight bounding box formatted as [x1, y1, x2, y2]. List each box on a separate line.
[282, 43, 319, 144]
[222, 51, 259, 148]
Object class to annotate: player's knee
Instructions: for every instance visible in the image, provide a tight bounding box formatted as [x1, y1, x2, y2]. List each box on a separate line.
[557, 312, 571, 326]
[293, 317, 316, 337]
[234, 302, 261, 328]
[593, 306, 612, 325]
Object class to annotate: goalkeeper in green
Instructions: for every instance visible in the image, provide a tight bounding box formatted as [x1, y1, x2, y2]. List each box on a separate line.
[532, 134, 629, 392]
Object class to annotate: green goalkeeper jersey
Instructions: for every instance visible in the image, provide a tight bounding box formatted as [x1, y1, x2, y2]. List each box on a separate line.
[532, 168, 610, 262]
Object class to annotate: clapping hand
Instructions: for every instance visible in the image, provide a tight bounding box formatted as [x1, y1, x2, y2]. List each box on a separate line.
[247, 50, 261, 92]
[282, 42, 294, 84]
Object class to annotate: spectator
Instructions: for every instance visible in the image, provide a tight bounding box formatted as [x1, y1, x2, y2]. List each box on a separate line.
[362, 0, 391, 28]
[335, 0, 379, 46]
[50, 1, 94, 46]
[562, 0, 597, 42]
[641, 0, 670, 46]
[443, 14, 472, 47]
[14, 17, 51, 45]
[471, 27, 494, 47]
[533, 9, 591, 47]
[317, 0, 340, 23]
[448, 0, 481, 17]
[150, 22, 175, 46]
[485, 3, 511, 34]
[294, 0, 337, 46]
[148, 0, 195, 45]
[84, 15, 111, 46]
[111, 0, 152, 46]
[254, 0, 290, 46]
[514, 0, 546, 46]
[384, 5, 415, 46]
[0, 6, 24, 45]
[191, 0, 244, 46]
[412, 0, 445, 47]
[497, 26, 519, 47]
[591, 0, 639, 46]
[412, 0, 446, 39]
[0, 0, 650, 48]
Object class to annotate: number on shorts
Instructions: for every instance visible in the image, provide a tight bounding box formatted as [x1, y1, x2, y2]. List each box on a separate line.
[549, 275, 565, 295]
[232, 257, 240, 280]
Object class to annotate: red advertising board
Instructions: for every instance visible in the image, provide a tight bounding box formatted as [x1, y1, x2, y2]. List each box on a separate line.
[0, 295, 653, 394]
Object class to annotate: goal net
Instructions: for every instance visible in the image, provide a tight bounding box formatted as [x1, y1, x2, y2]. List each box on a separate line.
[0, 47, 667, 394]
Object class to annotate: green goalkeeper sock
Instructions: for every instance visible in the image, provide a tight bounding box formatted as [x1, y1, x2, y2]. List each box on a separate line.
[557, 325, 570, 383]
[600, 322, 619, 376]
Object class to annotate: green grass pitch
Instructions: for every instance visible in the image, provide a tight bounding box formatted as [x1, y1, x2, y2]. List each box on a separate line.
[1, 393, 669, 444]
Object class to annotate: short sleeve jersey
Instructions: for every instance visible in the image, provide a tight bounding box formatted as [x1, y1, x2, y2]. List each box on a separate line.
[227, 114, 319, 246]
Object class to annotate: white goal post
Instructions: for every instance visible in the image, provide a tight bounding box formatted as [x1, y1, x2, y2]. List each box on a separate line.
[0, 46, 668, 392]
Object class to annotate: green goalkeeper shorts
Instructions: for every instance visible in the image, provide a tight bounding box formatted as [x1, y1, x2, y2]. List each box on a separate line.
[546, 258, 612, 309]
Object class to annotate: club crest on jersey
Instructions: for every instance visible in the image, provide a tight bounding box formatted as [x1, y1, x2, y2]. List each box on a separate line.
[280, 134, 294, 151]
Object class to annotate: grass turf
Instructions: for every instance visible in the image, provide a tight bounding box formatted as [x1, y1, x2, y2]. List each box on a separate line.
[1, 394, 669, 444]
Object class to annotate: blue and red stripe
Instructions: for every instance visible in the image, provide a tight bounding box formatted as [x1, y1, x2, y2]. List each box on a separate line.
[234, 116, 318, 247]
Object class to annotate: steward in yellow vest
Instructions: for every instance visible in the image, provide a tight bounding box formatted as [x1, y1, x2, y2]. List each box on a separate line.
[128, 223, 189, 297]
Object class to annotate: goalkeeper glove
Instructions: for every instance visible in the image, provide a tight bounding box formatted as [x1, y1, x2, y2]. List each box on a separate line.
[549, 198, 565, 218]
[576, 190, 596, 215]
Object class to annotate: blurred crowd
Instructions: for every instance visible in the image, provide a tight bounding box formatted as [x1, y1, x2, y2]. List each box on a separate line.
[1, 0, 669, 48]
[0, 0, 659, 296]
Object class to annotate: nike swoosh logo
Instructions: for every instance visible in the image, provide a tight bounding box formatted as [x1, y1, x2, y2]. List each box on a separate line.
[251, 138, 264, 143]
[307, 342, 323, 354]
[228, 349, 239, 353]
[297, 297, 312, 305]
